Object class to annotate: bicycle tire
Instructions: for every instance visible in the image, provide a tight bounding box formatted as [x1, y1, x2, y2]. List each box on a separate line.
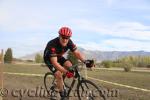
[44, 72, 70, 94]
[44, 72, 57, 93]
[77, 80, 106, 100]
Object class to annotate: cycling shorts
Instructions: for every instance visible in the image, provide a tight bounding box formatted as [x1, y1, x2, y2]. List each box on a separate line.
[44, 56, 68, 73]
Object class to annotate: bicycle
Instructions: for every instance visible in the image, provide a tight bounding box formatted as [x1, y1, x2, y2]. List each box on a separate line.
[44, 63, 106, 100]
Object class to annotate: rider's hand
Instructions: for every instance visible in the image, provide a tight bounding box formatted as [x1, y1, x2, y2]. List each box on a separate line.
[83, 60, 95, 68]
[66, 67, 74, 78]
[66, 71, 74, 78]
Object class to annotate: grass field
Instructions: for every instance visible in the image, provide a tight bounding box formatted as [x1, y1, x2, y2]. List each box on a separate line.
[3, 63, 150, 100]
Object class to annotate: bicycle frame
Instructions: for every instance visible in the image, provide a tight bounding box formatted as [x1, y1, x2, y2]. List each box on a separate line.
[44, 63, 106, 100]
[65, 64, 85, 97]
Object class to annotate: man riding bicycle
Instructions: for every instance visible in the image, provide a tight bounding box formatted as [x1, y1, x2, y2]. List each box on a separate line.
[43, 26, 93, 100]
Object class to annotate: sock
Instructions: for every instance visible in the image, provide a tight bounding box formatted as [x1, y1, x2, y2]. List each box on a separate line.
[59, 90, 67, 97]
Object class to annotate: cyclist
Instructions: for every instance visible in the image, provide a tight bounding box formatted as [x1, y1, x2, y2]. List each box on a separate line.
[43, 26, 93, 99]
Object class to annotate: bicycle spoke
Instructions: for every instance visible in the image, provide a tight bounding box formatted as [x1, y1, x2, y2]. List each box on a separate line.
[80, 83, 85, 91]
[44, 72, 58, 99]
[84, 82, 90, 89]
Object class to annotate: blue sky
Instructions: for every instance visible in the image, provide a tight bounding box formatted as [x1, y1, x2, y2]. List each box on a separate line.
[1, 0, 150, 58]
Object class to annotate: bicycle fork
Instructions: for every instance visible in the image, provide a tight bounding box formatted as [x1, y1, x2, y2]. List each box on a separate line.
[66, 78, 77, 97]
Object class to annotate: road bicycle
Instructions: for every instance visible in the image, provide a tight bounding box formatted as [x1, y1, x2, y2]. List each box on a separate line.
[44, 63, 106, 100]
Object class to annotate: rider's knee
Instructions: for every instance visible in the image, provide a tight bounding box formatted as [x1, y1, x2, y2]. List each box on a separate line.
[64, 60, 72, 68]
[54, 71, 63, 80]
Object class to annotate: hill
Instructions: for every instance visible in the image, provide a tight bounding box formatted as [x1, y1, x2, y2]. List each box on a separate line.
[19, 47, 150, 62]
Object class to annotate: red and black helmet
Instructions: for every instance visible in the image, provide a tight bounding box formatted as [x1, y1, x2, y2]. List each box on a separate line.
[58, 27, 72, 37]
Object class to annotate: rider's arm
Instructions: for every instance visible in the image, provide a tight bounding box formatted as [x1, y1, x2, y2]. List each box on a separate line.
[50, 57, 68, 74]
[68, 39, 85, 62]
[72, 49, 85, 63]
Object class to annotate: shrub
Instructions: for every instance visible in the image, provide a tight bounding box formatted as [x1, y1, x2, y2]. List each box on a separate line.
[35, 53, 43, 63]
[101, 60, 113, 68]
[146, 65, 150, 68]
[26, 60, 34, 62]
[123, 63, 132, 72]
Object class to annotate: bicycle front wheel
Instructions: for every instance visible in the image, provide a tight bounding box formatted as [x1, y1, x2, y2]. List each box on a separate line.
[44, 72, 57, 94]
[77, 80, 106, 100]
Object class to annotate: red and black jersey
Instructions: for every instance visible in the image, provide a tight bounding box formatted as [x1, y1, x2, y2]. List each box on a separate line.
[44, 37, 77, 60]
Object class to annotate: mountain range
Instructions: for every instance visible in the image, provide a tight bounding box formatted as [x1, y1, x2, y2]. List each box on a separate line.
[20, 47, 150, 62]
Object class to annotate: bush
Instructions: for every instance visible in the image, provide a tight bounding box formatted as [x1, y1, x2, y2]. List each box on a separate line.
[123, 63, 132, 72]
[146, 65, 150, 68]
[111, 62, 122, 68]
[67, 51, 78, 65]
[124, 66, 131, 72]
[94, 63, 99, 67]
[35, 53, 43, 63]
[26, 59, 34, 62]
[101, 60, 113, 68]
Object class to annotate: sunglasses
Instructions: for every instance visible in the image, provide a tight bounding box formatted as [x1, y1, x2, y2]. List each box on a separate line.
[61, 36, 70, 40]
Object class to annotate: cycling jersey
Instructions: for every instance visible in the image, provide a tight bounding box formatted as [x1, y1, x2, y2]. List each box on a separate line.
[43, 37, 77, 63]
[43, 37, 77, 73]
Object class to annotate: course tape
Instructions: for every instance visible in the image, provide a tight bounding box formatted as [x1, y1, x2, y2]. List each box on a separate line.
[94, 68, 150, 72]
[3, 72, 44, 77]
[4, 72, 150, 92]
[88, 77, 150, 92]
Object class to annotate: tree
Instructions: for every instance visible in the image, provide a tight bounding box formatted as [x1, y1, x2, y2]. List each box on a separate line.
[119, 57, 133, 72]
[4, 48, 13, 63]
[35, 53, 43, 63]
[67, 51, 78, 65]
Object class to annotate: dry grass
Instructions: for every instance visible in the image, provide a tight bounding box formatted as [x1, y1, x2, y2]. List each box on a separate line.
[3, 64, 150, 100]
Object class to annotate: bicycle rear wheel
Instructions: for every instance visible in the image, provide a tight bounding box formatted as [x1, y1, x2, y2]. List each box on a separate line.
[77, 80, 106, 100]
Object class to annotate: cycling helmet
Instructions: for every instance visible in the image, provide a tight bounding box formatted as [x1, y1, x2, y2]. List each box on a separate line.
[58, 27, 72, 37]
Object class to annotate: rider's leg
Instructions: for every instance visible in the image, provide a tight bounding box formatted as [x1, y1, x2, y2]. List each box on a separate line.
[55, 57, 73, 99]
[63, 60, 73, 69]
[54, 70, 67, 99]
[54, 71, 64, 92]
[53, 60, 72, 92]
[56, 60, 72, 99]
